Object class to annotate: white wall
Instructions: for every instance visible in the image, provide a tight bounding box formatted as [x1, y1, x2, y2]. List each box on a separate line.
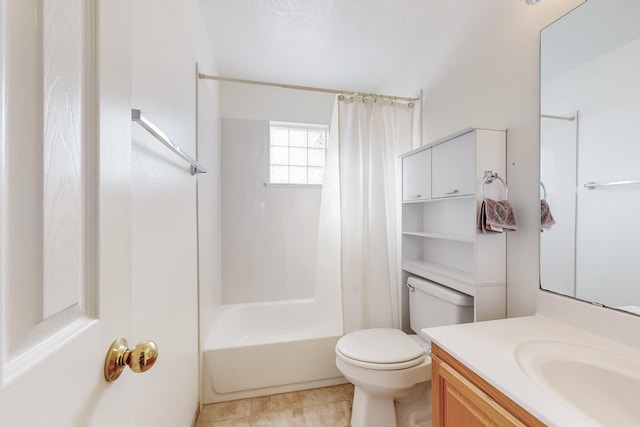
[221, 82, 335, 123]
[130, 0, 220, 424]
[219, 83, 335, 304]
[378, 0, 584, 317]
[196, 73, 222, 376]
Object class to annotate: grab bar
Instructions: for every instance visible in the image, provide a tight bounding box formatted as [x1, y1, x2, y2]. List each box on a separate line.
[481, 171, 508, 201]
[131, 109, 207, 175]
[584, 179, 640, 190]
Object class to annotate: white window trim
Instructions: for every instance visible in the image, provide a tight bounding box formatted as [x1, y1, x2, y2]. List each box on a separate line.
[264, 183, 322, 189]
[267, 121, 328, 186]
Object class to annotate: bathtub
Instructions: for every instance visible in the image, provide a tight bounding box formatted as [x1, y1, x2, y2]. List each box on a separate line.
[202, 298, 345, 403]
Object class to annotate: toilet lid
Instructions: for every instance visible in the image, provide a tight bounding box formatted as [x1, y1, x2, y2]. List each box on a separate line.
[336, 328, 426, 366]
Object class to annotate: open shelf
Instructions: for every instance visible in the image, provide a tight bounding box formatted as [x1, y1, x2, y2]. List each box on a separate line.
[402, 231, 475, 243]
[402, 259, 475, 296]
[402, 194, 474, 205]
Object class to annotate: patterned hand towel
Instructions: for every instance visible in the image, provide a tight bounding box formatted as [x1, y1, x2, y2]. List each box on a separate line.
[540, 199, 556, 230]
[478, 198, 518, 233]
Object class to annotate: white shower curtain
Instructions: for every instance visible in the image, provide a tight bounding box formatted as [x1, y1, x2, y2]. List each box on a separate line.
[315, 96, 415, 334]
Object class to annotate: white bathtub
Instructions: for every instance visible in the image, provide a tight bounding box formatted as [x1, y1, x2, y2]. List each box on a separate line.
[202, 298, 345, 403]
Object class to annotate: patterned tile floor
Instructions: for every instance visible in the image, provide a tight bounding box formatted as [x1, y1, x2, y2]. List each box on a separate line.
[196, 383, 354, 427]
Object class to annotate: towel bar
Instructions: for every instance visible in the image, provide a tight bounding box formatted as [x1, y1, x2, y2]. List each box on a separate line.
[481, 171, 508, 201]
[584, 179, 640, 190]
[131, 109, 207, 175]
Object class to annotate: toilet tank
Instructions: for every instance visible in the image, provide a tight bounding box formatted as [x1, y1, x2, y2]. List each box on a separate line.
[408, 276, 474, 333]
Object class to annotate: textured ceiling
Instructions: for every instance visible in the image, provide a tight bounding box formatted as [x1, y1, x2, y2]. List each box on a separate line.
[199, 0, 433, 95]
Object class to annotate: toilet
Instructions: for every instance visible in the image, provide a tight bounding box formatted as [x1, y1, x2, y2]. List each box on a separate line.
[335, 276, 474, 427]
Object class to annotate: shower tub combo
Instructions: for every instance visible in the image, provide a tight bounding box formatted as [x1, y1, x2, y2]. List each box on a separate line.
[202, 298, 345, 403]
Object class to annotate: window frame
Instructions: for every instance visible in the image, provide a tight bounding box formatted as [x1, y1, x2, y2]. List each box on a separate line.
[267, 121, 328, 188]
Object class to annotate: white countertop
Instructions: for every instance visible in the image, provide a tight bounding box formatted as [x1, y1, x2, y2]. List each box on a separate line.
[422, 315, 640, 427]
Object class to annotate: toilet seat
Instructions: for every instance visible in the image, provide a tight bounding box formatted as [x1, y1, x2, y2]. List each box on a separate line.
[336, 328, 427, 371]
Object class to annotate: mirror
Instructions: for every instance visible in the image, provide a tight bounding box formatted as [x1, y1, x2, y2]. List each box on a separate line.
[540, 0, 640, 315]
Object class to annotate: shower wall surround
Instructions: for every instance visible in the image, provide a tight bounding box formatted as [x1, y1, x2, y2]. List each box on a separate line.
[221, 118, 321, 303]
[219, 83, 334, 304]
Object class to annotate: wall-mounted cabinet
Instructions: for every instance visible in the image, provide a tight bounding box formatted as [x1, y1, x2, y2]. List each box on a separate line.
[401, 128, 506, 322]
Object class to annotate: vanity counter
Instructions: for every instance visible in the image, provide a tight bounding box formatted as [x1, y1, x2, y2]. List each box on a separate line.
[423, 315, 640, 427]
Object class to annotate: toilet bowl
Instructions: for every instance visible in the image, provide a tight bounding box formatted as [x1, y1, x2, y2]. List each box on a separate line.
[335, 277, 474, 427]
[335, 328, 432, 427]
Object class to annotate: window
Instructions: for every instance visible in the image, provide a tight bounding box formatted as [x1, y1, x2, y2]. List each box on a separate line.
[269, 121, 327, 185]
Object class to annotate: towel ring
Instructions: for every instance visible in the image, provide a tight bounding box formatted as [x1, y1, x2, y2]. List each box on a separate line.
[481, 171, 508, 201]
[540, 181, 547, 200]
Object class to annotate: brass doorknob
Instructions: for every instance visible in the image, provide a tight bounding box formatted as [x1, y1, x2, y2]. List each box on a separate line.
[104, 338, 158, 382]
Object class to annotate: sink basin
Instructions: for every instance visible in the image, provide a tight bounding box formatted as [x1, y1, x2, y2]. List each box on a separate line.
[514, 341, 640, 426]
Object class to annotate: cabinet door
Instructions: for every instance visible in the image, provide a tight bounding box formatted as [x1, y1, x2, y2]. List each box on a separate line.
[432, 344, 544, 427]
[403, 148, 431, 201]
[435, 362, 526, 427]
[432, 131, 476, 198]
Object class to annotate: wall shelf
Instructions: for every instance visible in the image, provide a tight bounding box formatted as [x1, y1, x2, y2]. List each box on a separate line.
[402, 194, 475, 205]
[403, 260, 475, 296]
[402, 231, 475, 243]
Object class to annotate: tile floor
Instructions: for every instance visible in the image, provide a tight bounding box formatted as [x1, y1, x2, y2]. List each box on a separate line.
[196, 383, 354, 427]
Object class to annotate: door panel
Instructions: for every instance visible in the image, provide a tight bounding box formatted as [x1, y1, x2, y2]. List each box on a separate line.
[0, 0, 132, 424]
[3, 0, 96, 380]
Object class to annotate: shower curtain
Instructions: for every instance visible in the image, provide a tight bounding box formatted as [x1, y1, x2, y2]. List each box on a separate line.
[315, 95, 415, 334]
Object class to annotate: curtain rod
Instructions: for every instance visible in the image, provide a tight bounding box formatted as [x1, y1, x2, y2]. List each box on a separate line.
[198, 73, 420, 102]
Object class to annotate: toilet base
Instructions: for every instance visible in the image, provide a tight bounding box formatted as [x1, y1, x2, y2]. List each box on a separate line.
[350, 382, 431, 427]
[351, 386, 397, 427]
[395, 381, 432, 427]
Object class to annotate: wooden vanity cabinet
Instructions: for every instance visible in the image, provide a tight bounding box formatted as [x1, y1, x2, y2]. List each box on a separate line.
[431, 343, 545, 427]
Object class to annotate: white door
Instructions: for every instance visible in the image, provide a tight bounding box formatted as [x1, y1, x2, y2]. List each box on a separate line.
[0, 0, 136, 425]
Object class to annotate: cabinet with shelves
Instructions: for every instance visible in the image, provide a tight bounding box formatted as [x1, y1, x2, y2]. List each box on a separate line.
[400, 128, 506, 322]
